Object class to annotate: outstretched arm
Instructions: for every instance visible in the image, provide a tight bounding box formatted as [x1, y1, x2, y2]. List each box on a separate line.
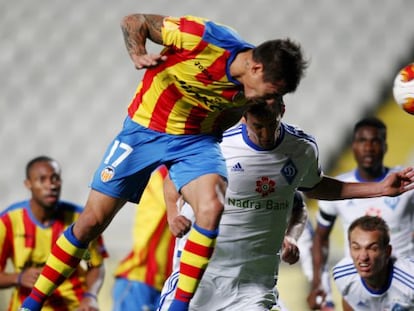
[306, 167, 414, 200]
[120, 13, 167, 69]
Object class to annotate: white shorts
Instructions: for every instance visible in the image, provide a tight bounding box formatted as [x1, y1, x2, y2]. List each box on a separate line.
[158, 270, 277, 311]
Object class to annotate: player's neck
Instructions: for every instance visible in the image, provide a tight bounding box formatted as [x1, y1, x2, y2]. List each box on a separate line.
[30, 200, 58, 225]
[363, 259, 392, 291]
[229, 50, 252, 81]
[356, 166, 387, 182]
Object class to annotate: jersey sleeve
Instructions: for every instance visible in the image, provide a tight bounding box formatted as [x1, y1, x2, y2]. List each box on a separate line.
[298, 142, 323, 189]
[316, 200, 338, 227]
[162, 16, 207, 50]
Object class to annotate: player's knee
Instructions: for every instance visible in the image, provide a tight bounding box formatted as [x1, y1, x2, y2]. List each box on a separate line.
[195, 199, 224, 229]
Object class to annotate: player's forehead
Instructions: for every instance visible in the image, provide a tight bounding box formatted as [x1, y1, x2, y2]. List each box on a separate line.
[350, 228, 381, 246]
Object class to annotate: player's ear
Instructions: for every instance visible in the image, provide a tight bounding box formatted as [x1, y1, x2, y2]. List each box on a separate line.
[385, 244, 392, 257]
[24, 178, 32, 190]
[251, 62, 263, 75]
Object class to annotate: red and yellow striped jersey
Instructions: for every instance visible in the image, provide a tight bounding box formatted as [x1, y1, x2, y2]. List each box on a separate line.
[128, 15, 253, 135]
[0, 201, 108, 311]
[114, 166, 175, 291]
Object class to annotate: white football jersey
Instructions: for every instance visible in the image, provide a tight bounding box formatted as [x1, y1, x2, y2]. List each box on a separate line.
[158, 123, 322, 311]
[333, 257, 414, 310]
[206, 122, 322, 283]
[317, 169, 414, 257]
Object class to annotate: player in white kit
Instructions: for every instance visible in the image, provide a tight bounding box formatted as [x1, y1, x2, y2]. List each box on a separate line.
[297, 220, 336, 310]
[157, 102, 414, 311]
[332, 215, 414, 310]
[309, 117, 414, 309]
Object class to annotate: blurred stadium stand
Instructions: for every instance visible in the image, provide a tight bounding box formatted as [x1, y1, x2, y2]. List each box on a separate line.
[1, 0, 413, 310]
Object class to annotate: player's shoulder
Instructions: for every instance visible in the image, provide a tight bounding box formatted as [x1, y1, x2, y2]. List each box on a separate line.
[281, 122, 316, 143]
[0, 200, 29, 217]
[332, 257, 358, 286]
[394, 256, 414, 271]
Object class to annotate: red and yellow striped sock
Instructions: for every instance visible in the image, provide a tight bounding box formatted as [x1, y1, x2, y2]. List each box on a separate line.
[174, 223, 218, 304]
[20, 224, 88, 310]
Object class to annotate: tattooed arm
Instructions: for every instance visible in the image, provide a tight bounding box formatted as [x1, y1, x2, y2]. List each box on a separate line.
[120, 14, 167, 69]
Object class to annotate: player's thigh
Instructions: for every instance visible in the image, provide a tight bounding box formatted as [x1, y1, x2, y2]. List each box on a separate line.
[180, 174, 227, 229]
[167, 134, 227, 193]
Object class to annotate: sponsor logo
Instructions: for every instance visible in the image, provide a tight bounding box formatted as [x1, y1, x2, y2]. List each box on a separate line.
[256, 176, 275, 197]
[231, 162, 244, 172]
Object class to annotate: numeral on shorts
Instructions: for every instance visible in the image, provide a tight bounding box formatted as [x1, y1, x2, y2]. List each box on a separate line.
[103, 140, 133, 167]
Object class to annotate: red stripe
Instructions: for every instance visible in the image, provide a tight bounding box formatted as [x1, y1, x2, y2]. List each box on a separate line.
[179, 261, 205, 279]
[67, 271, 84, 304]
[52, 243, 82, 268]
[145, 213, 169, 286]
[0, 215, 13, 268]
[51, 214, 65, 246]
[30, 287, 47, 302]
[184, 240, 214, 258]
[179, 18, 205, 37]
[175, 287, 193, 303]
[42, 265, 69, 285]
[148, 83, 183, 132]
[127, 48, 180, 118]
[158, 165, 168, 178]
[166, 234, 175, 277]
[183, 105, 208, 134]
[22, 209, 36, 248]
[195, 51, 229, 85]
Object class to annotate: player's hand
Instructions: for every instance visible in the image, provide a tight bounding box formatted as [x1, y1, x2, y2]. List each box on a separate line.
[77, 295, 99, 311]
[169, 215, 192, 238]
[18, 267, 42, 288]
[131, 53, 167, 69]
[281, 236, 300, 265]
[381, 166, 414, 196]
[307, 287, 326, 310]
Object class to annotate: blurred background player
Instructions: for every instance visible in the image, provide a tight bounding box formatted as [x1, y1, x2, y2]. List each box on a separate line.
[332, 215, 414, 310]
[112, 166, 175, 311]
[296, 217, 335, 310]
[308, 117, 414, 309]
[0, 156, 108, 311]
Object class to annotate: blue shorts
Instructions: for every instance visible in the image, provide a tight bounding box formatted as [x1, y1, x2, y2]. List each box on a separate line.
[112, 278, 161, 311]
[91, 117, 227, 203]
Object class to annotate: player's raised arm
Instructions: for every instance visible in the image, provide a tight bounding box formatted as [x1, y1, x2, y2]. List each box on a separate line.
[120, 13, 167, 69]
[305, 167, 414, 200]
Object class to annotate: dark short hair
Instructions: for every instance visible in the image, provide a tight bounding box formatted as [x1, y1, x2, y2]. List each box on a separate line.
[348, 215, 390, 248]
[244, 97, 285, 119]
[25, 155, 56, 179]
[353, 117, 387, 140]
[252, 38, 308, 94]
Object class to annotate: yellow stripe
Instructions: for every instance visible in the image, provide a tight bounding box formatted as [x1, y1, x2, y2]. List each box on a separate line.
[190, 228, 215, 247]
[49, 254, 75, 277]
[35, 274, 59, 295]
[56, 235, 87, 259]
[180, 252, 208, 268]
[178, 274, 201, 293]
